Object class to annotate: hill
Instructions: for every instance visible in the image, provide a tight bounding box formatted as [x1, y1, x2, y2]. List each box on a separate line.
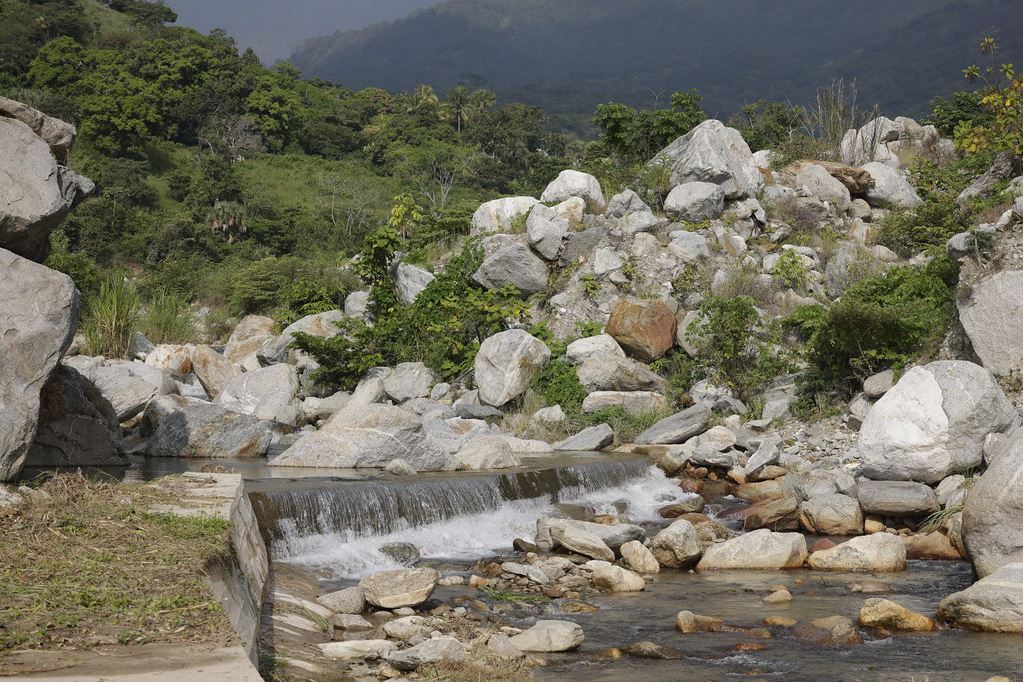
[290, 0, 1023, 133]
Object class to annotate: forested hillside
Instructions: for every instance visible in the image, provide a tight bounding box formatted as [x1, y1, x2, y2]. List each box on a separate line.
[291, 0, 1022, 133]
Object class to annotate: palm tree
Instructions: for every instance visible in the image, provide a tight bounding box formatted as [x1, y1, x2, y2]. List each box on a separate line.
[409, 84, 439, 112]
[440, 85, 472, 133]
[469, 89, 496, 115]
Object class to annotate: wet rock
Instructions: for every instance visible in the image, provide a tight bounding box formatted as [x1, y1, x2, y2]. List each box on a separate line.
[906, 531, 962, 560]
[508, 620, 585, 652]
[550, 524, 615, 561]
[380, 542, 421, 565]
[809, 539, 837, 553]
[764, 615, 797, 627]
[807, 532, 907, 572]
[857, 481, 938, 517]
[650, 519, 703, 568]
[796, 616, 862, 647]
[858, 598, 934, 631]
[538, 517, 645, 553]
[658, 493, 705, 517]
[762, 589, 792, 604]
[938, 562, 1022, 633]
[620, 540, 660, 574]
[675, 610, 724, 633]
[587, 560, 646, 592]
[696, 529, 807, 570]
[622, 641, 676, 659]
[474, 329, 551, 407]
[855, 361, 1016, 484]
[387, 636, 468, 671]
[554, 424, 614, 451]
[359, 568, 439, 609]
[847, 580, 892, 594]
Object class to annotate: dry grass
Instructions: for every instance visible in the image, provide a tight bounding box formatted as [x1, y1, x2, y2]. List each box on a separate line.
[418, 652, 535, 682]
[0, 473, 233, 670]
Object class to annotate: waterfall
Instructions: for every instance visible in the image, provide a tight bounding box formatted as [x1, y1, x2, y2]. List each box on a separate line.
[249, 457, 683, 579]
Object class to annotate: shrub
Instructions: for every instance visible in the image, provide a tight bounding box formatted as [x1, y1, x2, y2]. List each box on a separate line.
[140, 290, 195, 344]
[685, 296, 794, 401]
[771, 249, 810, 290]
[530, 359, 588, 416]
[82, 276, 140, 358]
[788, 259, 955, 401]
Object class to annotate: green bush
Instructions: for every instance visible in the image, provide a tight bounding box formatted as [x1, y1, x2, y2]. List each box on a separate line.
[770, 249, 811, 290]
[140, 290, 195, 344]
[294, 239, 528, 390]
[530, 359, 588, 416]
[685, 296, 794, 401]
[82, 276, 140, 358]
[788, 259, 956, 401]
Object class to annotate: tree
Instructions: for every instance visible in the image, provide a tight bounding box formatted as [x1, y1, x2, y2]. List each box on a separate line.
[728, 99, 805, 152]
[440, 84, 472, 133]
[409, 84, 439, 111]
[389, 141, 472, 219]
[199, 114, 263, 160]
[593, 89, 705, 161]
[244, 75, 302, 151]
[315, 172, 383, 241]
[77, 56, 162, 155]
[954, 38, 1022, 156]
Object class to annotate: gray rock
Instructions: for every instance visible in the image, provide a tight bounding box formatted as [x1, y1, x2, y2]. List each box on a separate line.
[145, 402, 274, 459]
[651, 519, 702, 568]
[454, 435, 521, 470]
[344, 290, 370, 319]
[795, 163, 851, 212]
[25, 365, 126, 469]
[743, 437, 780, 477]
[359, 567, 439, 609]
[392, 262, 435, 305]
[863, 369, 895, 399]
[317, 586, 365, 615]
[861, 162, 922, 209]
[128, 331, 155, 360]
[0, 96, 76, 161]
[664, 181, 725, 221]
[0, 249, 79, 481]
[388, 637, 468, 671]
[554, 424, 614, 451]
[0, 119, 78, 261]
[216, 363, 299, 423]
[550, 524, 615, 561]
[963, 423, 1023, 577]
[526, 204, 570, 260]
[501, 561, 550, 584]
[472, 243, 549, 296]
[857, 480, 939, 517]
[635, 403, 711, 445]
[301, 391, 350, 423]
[471, 196, 540, 235]
[808, 532, 906, 571]
[565, 334, 623, 365]
[223, 314, 275, 364]
[856, 361, 1016, 483]
[581, 391, 667, 416]
[696, 529, 808, 570]
[508, 620, 584, 652]
[537, 517, 645, 553]
[474, 329, 551, 407]
[541, 170, 605, 212]
[620, 539, 661, 574]
[383, 362, 436, 402]
[189, 345, 239, 399]
[317, 639, 394, 660]
[587, 560, 646, 591]
[938, 562, 1022, 633]
[668, 231, 710, 261]
[650, 119, 761, 199]
[576, 354, 665, 392]
[69, 358, 176, 422]
[270, 404, 449, 470]
[605, 189, 651, 218]
[532, 405, 567, 424]
[257, 310, 343, 364]
[798, 493, 864, 535]
[957, 270, 1023, 377]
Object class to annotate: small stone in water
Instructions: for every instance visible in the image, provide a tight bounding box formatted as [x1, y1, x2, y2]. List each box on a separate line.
[764, 615, 797, 627]
[763, 589, 792, 604]
[599, 647, 623, 659]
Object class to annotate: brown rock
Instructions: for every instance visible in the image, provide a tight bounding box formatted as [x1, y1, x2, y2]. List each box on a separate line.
[810, 538, 837, 553]
[762, 589, 792, 604]
[560, 601, 599, 613]
[605, 299, 677, 362]
[796, 616, 862, 646]
[675, 610, 724, 633]
[599, 647, 623, 659]
[736, 479, 787, 502]
[858, 598, 935, 632]
[679, 512, 711, 525]
[749, 465, 788, 481]
[623, 641, 676, 659]
[678, 477, 704, 493]
[764, 615, 797, 627]
[905, 531, 962, 560]
[737, 496, 800, 530]
[785, 160, 873, 194]
[190, 345, 239, 399]
[742, 628, 773, 639]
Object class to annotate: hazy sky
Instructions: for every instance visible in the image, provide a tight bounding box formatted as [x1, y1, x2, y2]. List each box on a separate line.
[164, 0, 441, 63]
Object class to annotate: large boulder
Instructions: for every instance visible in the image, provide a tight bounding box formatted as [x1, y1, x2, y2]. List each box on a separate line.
[696, 529, 808, 570]
[650, 120, 761, 199]
[785, 160, 872, 194]
[216, 363, 298, 423]
[858, 598, 934, 632]
[576, 354, 665, 392]
[526, 203, 570, 261]
[508, 620, 584, 652]
[471, 196, 540, 235]
[663, 182, 725, 221]
[383, 362, 436, 403]
[861, 162, 922, 209]
[957, 270, 1023, 377]
[145, 402, 275, 459]
[807, 533, 907, 572]
[472, 243, 549, 296]
[650, 519, 702, 568]
[0, 118, 78, 261]
[581, 391, 667, 416]
[258, 310, 343, 364]
[798, 493, 864, 535]
[0, 249, 79, 481]
[795, 163, 851, 212]
[588, 560, 646, 592]
[359, 568, 439, 609]
[474, 329, 550, 407]
[857, 481, 939, 517]
[565, 334, 624, 366]
[937, 562, 1022, 633]
[635, 403, 711, 445]
[269, 404, 448, 470]
[189, 345, 239, 399]
[620, 540, 660, 574]
[223, 314, 275, 364]
[855, 361, 1016, 484]
[605, 299, 677, 362]
[553, 423, 614, 451]
[0, 96, 77, 161]
[962, 423, 1023, 578]
[540, 170, 605, 212]
[453, 435, 521, 470]
[67, 358, 177, 422]
[537, 517, 645, 553]
[392, 262, 435, 305]
[387, 637, 468, 671]
[25, 365, 126, 469]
